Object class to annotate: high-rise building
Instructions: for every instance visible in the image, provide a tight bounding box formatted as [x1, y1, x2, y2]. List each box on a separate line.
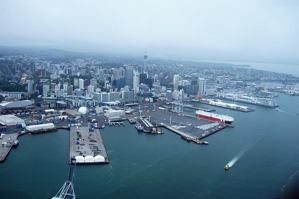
[198, 77, 206, 96]
[133, 71, 140, 97]
[27, 80, 34, 93]
[63, 82, 68, 92]
[79, 79, 84, 89]
[67, 85, 73, 95]
[139, 73, 147, 84]
[43, 84, 50, 97]
[125, 65, 133, 88]
[143, 52, 148, 73]
[90, 78, 97, 88]
[173, 74, 182, 91]
[73, 78, 79, 88]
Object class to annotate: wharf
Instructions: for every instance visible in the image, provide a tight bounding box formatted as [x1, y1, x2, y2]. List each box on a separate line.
[69, 127, 109, 164]
[148, 110, 228, 144]
[160, 123, 202, 144]
[0, 133, 19, 162]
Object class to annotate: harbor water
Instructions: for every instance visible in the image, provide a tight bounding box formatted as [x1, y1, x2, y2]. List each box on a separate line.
[0, 94, 299, 199]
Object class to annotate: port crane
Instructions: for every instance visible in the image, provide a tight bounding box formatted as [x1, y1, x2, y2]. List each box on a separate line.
[52, 158, 76, 199]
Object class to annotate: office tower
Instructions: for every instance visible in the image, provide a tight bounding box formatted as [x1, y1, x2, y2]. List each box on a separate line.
[79, 79, 84, 89]
[133, 71, 140, 97]
[27, 80, 34, 93]
[125, 65, 133, 88]
[198, 77, 206, 96]
[43, 84, 50, 97]
[173, 74, 182, 91]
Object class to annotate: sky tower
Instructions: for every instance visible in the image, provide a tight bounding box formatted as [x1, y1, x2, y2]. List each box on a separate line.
[143, 51, 148, 73]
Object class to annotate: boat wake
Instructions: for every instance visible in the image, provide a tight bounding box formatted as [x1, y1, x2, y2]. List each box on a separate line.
[226, 139, 259, 168]
[275, 108, 297, 116]
[227, 150, 245, 167]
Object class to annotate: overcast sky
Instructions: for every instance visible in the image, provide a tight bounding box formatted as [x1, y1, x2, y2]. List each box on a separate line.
[0, 0, 298, 63]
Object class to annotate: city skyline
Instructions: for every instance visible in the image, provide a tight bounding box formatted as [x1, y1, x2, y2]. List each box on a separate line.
[0, 0, 299, 64]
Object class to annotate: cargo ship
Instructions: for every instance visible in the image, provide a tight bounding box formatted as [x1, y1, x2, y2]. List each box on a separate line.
[195, 110, 234, 124]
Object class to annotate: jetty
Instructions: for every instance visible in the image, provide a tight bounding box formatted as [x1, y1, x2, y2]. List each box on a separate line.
[69, 127, 109, 164]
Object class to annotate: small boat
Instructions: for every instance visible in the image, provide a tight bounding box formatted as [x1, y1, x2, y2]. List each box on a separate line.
[203, 141, 209, 145]
[224, 164, 229, 170]
[13, 139, 19, 147]
[135, 124, 143, 132]
[181, 135, 192, 142]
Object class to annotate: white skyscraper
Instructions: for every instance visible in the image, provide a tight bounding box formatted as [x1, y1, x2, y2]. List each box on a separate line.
[173, 74, 182, 91]
[27, 80, 34, 93]
[198, 77, 206, 96]
[133, 71, 140, 97]
[43, 84, 50, 97]
[73, 78, 79, 88]
[79, 79, 84, 89]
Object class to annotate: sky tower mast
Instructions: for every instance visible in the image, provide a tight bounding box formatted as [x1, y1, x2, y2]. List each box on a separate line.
[143, 51, 148, 73]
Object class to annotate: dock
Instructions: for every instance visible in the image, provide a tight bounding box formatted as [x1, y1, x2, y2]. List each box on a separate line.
[0, 133, 19, 162]
[69, 127, 109, 164]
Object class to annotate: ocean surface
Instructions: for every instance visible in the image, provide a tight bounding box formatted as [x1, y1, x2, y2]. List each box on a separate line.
[0, 94, 299, 199]
[198, 59, 299, 78]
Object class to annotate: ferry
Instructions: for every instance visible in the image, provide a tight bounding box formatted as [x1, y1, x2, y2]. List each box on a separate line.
[195, 110, 234, 124]
[135, 124, 143, 132]
[224, 164, 230, 170]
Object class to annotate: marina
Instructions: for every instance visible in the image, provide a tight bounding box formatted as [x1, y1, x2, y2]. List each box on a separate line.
[69, 127, 109, 164]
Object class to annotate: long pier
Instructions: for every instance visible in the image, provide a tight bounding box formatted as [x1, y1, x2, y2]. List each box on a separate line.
[69, 127, 109, 164]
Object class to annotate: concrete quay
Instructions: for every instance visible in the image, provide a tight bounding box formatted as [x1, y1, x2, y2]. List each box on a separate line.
[0, 133, 19, 162]
[69, 127, 109, 164]
[148, 109, 228, 144]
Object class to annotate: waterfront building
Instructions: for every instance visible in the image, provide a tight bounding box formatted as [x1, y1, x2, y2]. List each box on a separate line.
[122, 90, 134, 102]
[109, 92, 120, 102]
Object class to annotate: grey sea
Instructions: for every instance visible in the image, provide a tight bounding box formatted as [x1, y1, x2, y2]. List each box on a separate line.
[0, 94, 299, 199]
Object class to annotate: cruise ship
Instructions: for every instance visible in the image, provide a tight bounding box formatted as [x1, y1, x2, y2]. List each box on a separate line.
[195, 110, 234, 124]
[200, 99, 253, 112]
[217, 93, 278, 107]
